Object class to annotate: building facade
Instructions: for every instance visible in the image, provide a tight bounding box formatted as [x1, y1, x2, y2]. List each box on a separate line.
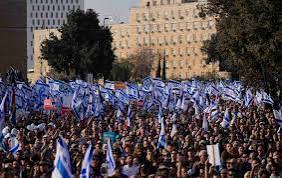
[0, 0, 27, 78]
[32, 29, 61, 83]
[27, 0, 84, 69]
[111, 0, 222, 79]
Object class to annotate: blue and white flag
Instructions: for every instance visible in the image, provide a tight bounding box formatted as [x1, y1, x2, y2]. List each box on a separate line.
[80, 144, 94, 178]
[0, 91, 8, 135]
[244, 89, 253, 107]
[202, 116, 209, 132]
[52, 136, 73, 178]
[157, 118, 167, 149]
[104, 80, 115, 90]
[106, 139, 116, 176]
[170, 123, 177, 138]
[221, 108, 231, 129]
[261, 91, 274, 105]
[9, 137, 19, 155]
[273, 108, 282, 126]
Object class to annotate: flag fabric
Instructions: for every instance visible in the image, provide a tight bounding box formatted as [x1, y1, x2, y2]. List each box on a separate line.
[9, 137, 19, 155]
[202, 116, 209, 132]
[221, 108, 231, 129]
[51, 136, 73, 178]
[11, 88, 16, 125]
[80, 144, 94, 178]
[106, 139, 116, 176]
[170, 123, 177, 138]
[273, 108, 282, 126]
[0, 91, 8, 133]
[244, 89, 253, 107]
[157, 118, 167, 149]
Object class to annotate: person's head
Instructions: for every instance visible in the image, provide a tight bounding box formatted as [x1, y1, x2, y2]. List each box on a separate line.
[126, 155, 133, 166]
[199, 150, 208, 163]
[226, 158, 237, 170]
[12, 161, 20, 170]
[225, 143, 233, 153]
[220, 169, 228, 178]
[39, 161, 50, 173]
[272, 151, 281, 164]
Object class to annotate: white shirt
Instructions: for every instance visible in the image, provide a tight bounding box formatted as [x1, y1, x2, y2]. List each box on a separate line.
[122, 164, 140, 177]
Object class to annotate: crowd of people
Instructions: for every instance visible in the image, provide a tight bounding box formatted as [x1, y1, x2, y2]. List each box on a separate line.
[0, 98, 281, 178]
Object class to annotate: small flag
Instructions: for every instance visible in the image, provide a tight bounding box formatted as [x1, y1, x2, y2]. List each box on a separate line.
[51, 136, 73, 178]
[80, 144, 94, 178]
[9, 137, 19, 155]
[273, 108, 282, 126]
[202, 116, 209, 132]
[157, 119, 167, 149]
[220, 108, 231, 129]
[170, 123, 177, 138]
[106, 139, 116, 176]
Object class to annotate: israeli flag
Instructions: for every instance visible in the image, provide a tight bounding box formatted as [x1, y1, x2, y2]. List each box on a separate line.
[273, 108, 282, 126]
[221, 108, 231, 129]
[261, 91, 274, 105]
[170, 123, 177, 138]
[0, 91, 8, 133]
[9, 137, 19, 155]
[104, 80, 115, 90]
[80, 144, 94, 178]
[106, 139, 116, 176]
[52, 136, 73, 178]
[157, 118, 167, 149]
[244, 89, 253, 107]
[202, 116, 209, 132]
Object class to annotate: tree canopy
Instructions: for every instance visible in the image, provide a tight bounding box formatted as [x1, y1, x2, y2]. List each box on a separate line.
[199, 0, 282, 101]
[41, 9, 115, 80]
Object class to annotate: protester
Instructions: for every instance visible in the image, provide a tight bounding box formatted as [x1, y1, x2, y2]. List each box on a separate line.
[0, 77, 281, 178]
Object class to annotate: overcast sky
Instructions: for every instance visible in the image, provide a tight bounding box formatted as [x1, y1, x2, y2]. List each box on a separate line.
[85, 0, 140, 24]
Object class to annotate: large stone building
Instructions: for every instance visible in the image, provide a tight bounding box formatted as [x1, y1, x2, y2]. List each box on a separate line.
[111, 0, 222, 79]
[33, 29, 61, 82]
[0, 0, 27, 78]
[27, 0, 84, 69]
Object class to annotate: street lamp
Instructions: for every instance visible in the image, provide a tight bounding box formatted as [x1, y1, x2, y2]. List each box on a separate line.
[103, 17, 110, 26]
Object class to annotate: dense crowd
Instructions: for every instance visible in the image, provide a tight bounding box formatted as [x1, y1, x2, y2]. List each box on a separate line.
[0, 99, 281, 178]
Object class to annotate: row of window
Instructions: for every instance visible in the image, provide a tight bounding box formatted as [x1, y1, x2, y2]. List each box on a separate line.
[112, 21, 215, 38]
[135, 8, 200, 22]
[31, 4, 79, 11]
[114, 33, 211, 49]
[30, 12, 68, 19]
[115, 47, 203, 58]
[30, 0, 79, 4]
[31, 19, 65, 26]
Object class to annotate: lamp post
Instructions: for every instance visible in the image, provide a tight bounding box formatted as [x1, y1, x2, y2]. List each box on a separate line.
[103, 17, 110, 26]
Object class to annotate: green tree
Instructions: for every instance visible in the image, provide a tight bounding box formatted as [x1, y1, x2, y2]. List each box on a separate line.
[156, 57, 161, 78]
[199, 0, 282, 101]
[110, 60, 132, 81]
[162, 55, 166, 81]
[129, 48, 155, 80]
[41, 9, 115, 80]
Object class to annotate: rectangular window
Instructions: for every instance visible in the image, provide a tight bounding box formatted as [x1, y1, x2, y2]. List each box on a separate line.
[51, 0, 53, 3]
[46, 12, 48, 18]
[63, 5, 65, 10]
[56, 12, 58, 18]
[47, 5, 50, 11]
[32, 6, 35, 11]
[30, 0, 33, 3]
[53, 5, 55, 11]
[32, 19, 35, 25]
[37, 19, 40, 25]
[66, 0, 68, 3]
[58, 19, 60, 25]
[41, 12, 43, 18]
[71, 0, 73, 3]
[47, 19, 50, 25]
[61, 12, 64, 18]
[58, 5, 60, 10]
[68, 5, 70, 10]
[30, 13, 33, 18]
[53, 19, 55, 25]
[76, 0, 78, 3]
[73, 5, 75, 10]
[38, 5, 40, 10]
[51, 12, 53, 18]
[35, 12, 38, 18]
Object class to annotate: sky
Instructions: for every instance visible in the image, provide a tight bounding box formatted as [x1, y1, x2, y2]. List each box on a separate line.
[85, 0, 140, 24]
